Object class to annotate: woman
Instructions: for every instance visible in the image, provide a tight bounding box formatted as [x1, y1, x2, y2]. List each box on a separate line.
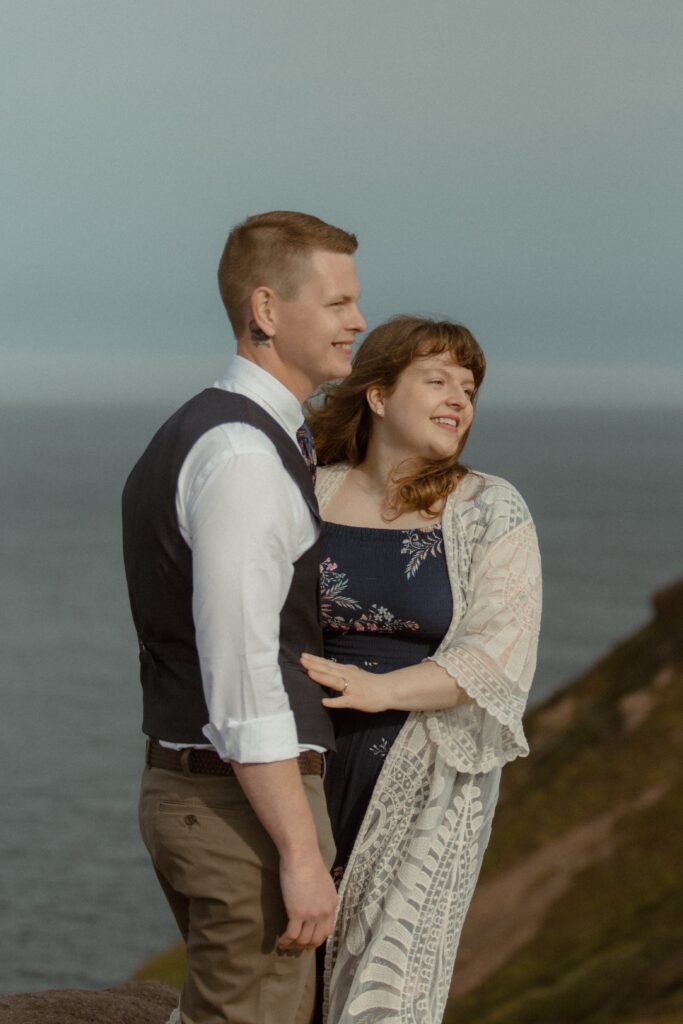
[302, 316, 542, 1024]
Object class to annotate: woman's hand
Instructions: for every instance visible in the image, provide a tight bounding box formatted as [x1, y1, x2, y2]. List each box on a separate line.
[300, 653, 391, 713]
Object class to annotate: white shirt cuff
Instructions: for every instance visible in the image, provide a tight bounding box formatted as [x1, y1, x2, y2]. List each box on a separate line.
[202, 711, 300, 763]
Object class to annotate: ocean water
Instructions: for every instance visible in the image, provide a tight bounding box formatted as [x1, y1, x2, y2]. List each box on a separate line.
[0, 401, 681, 994]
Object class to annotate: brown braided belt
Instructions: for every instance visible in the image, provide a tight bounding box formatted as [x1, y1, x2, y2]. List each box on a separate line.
[146, 737, 324, 777]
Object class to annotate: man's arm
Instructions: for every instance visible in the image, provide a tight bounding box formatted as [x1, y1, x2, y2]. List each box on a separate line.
[178, 430, 336, 947]
[232, 759, 336, 949]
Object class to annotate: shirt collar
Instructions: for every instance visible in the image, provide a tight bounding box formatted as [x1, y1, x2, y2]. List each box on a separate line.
[213, 355, 304, 439]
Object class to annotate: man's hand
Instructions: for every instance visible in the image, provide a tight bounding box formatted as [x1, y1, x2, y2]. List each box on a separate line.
[277, 851, 338, 950]
[230, 758, 337, 951]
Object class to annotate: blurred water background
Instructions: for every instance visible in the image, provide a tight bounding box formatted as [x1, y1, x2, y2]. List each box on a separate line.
[1, 399, 681, 994]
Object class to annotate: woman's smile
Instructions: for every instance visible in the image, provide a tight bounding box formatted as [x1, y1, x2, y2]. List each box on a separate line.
[431, 415, 460, 432]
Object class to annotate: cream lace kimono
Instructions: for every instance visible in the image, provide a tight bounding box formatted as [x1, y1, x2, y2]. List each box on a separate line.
[316, 465, 542, 1024]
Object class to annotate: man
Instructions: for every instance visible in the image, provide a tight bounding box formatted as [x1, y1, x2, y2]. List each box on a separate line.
[122, 211, 365, 1024]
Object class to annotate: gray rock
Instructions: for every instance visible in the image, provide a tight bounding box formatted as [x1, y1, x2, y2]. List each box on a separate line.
[0, 980, 177, 1023]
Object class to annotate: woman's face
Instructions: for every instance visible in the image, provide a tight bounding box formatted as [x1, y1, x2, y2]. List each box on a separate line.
[369, 352, 476, 462]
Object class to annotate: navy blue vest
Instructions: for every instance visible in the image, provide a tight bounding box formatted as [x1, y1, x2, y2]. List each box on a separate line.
[121, 388, 334, 750]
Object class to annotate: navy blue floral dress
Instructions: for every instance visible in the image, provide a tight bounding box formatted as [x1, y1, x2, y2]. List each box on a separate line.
[320, 521, 453, 883]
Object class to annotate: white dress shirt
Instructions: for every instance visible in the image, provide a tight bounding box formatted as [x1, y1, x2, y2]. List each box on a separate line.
[161, 355, 321, 762]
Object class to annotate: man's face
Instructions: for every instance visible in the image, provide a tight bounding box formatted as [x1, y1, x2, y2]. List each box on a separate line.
[271, 249, 365, 399]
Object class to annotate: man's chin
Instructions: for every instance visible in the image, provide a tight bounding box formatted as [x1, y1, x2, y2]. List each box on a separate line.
[329, 354, 354, 378]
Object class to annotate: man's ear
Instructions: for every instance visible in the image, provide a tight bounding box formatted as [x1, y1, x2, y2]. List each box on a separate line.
[247, 286, 276, 340]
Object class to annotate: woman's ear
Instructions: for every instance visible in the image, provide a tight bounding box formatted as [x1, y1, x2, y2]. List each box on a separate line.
[366, 385, 385, 417]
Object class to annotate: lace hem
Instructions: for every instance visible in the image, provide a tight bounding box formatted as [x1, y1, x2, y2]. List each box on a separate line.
[423, 659, 529, 774]
[322, 715, 503, 1022]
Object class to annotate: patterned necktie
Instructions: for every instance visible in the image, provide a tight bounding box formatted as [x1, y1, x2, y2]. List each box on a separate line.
[296, 421, 317, 485]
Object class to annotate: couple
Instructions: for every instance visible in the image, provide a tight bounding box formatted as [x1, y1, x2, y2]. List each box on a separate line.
[121, 210, 542, 1024]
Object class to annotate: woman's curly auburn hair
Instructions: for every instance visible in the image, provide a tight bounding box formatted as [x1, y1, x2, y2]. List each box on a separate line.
[307, 315, 486, 518]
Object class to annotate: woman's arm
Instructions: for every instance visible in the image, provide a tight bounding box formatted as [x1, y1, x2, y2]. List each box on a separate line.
[300, 652, 473, 713]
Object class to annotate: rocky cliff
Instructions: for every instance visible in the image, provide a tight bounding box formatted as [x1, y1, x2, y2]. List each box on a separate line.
[0, 981, 177, 1023]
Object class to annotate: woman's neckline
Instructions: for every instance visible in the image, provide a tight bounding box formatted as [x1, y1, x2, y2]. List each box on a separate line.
[323, 519, 442, 534]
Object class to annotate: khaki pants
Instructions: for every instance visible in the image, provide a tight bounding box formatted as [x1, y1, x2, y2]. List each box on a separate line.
[139, 764, 336, 1024]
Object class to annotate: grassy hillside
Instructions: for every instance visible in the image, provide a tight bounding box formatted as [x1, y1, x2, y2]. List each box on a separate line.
[135, 943, 184, 990]
[445, 579, 683, 1024]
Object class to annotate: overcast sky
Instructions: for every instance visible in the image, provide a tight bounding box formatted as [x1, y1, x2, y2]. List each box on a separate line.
[2, 0, 682, 405]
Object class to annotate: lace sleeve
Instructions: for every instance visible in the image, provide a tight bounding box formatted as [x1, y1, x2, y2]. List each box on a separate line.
[425, 497, 542, 773]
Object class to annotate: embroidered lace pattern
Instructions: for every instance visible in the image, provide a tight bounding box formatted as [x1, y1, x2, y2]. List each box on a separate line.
[316, 464, 542, 1023]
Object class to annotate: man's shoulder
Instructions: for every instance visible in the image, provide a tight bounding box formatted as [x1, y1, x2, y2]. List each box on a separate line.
[178, 422, 305, 522]
[186, 421, 284, 467]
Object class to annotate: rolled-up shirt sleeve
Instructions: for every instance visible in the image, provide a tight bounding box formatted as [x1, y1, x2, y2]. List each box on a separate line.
[177, 428, 309, 762]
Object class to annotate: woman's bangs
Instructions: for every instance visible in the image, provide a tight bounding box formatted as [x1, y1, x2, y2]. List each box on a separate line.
[414, 331, 484, 383]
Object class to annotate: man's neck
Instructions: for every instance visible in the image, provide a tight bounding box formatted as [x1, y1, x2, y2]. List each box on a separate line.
[235, 344, 311, 405]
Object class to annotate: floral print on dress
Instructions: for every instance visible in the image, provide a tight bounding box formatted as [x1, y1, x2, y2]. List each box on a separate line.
[320, 557, 361, 631]
[401, 526, 443, 580]
[320, 555, 420, 634]
[353, 604, 419, 633]
[320, 519, 452, 907]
